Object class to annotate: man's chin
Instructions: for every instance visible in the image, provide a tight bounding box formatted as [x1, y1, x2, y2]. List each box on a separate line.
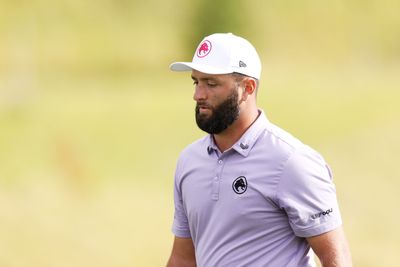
[196, 110, 212, 120]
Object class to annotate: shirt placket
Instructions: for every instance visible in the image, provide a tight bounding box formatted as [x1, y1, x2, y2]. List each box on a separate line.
[212, 154, 226, 201]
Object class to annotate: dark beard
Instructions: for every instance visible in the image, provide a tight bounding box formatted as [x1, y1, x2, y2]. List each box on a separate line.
[195, 89, 240, 134]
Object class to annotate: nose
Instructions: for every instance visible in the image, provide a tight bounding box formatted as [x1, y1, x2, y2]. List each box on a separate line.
[193, 84, 207, 102]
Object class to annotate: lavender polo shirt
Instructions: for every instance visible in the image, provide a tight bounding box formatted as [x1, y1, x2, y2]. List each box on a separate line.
[172, 111, 342, 267]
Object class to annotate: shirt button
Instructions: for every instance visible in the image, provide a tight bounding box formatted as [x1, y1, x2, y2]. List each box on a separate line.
[214, 176, 218, 181]
[218, 159, 223, 164]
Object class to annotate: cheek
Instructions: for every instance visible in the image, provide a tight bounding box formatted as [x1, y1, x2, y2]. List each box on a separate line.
[205, 93, 219, 107]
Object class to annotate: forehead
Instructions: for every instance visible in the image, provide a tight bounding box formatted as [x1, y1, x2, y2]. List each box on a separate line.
[191, 70, 234, 82]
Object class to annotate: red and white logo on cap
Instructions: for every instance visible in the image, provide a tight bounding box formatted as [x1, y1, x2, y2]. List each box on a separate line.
[196, 40, 212, 58]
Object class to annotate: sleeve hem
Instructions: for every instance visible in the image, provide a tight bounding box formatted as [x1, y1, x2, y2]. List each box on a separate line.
[172, 226, 192, 238]
[293, 219, 342, 238]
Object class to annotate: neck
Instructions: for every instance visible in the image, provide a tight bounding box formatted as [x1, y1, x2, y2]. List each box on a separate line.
[213, 107, 260, 152]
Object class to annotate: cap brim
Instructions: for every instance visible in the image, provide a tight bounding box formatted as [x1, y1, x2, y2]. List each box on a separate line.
[169, 62, 233, 75]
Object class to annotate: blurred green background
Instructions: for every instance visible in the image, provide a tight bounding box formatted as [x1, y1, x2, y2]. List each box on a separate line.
[1, 0, 399, 266]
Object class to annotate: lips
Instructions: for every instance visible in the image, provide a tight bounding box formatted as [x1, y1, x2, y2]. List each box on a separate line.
[196, 102, 211, 110]
[196, 103, 212, 115]
[199, 106, 210, 111]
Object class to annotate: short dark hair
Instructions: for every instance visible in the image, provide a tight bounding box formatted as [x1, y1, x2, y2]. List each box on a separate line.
[231, 72, 260, 92]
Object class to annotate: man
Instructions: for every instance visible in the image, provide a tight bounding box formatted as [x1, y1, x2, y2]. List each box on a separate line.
[167, 33, 352, 267]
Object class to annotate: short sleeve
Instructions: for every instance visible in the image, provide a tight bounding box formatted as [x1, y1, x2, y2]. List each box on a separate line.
[276, 146, 342, 237]
[171, 160, 192, 238]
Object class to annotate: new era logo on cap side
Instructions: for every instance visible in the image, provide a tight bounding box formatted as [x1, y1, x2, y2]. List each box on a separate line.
[197, 40, 212, 58]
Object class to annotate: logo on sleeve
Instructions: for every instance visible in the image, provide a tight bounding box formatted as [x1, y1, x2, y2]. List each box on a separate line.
[232, 176, 247, 194]
[311, 208, 333, 220]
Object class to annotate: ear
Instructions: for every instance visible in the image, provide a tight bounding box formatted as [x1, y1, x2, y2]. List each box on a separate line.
[241, 78, 257, 101]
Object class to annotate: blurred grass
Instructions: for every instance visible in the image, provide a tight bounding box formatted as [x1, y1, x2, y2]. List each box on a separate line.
[1, 0, 400, 266]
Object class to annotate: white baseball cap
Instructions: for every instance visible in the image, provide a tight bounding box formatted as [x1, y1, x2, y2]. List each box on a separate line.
[170, 33, 262, 80]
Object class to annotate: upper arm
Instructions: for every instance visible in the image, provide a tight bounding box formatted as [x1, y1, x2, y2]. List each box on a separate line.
[172, 158, 191, 238]
[166, 236, 196, 267]
[277, 147, 342, 237]
[306, 227, 352, 267]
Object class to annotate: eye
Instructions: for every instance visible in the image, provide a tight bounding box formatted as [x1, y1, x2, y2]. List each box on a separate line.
[192, 80, 198, 86]
[207, 82, 217, 87]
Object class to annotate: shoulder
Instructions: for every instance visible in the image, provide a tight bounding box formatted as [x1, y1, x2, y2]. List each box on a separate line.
[262, 121, 327, 164]
[253, 121, 304, 164]
[179, 135, 209, 160]
[175, 135, 209, 174]
[271, 122, 331, 187]
[256, 121, 332, 189]
[263, 122, 303, 150]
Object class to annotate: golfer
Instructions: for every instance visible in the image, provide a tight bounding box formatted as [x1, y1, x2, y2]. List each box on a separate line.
[166, 33, 352, 267]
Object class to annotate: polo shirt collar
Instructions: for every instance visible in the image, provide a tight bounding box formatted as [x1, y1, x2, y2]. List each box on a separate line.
[206, 110, 269, 157]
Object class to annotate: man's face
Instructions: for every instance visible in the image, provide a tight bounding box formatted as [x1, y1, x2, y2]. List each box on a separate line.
[191, 70, 241, 134]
